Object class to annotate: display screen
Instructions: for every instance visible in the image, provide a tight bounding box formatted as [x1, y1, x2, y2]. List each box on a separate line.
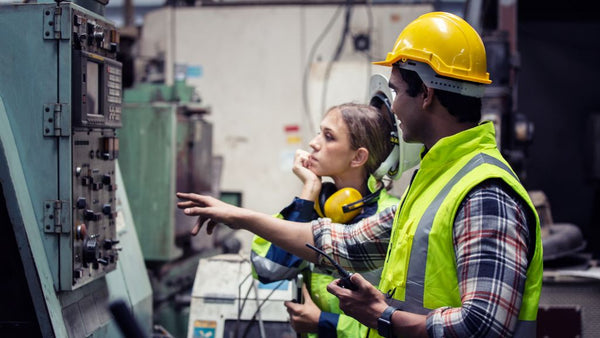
[86, 61, 100, 116]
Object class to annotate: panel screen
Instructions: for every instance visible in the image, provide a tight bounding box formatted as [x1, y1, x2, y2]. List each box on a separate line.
[86, 61, 101, 116]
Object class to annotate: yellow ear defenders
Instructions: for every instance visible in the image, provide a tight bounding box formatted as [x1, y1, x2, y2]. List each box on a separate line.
[314, 182, 382, 224]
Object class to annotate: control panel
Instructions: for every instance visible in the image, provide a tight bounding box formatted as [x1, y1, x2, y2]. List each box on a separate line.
[69, 8, 122, 289]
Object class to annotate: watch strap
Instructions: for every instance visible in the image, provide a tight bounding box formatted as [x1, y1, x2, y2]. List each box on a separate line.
[377, 305, 398, 338]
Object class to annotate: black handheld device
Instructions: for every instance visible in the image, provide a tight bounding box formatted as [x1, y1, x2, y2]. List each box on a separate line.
[294, 273, 304, 304]
[305, 243, 358, 290]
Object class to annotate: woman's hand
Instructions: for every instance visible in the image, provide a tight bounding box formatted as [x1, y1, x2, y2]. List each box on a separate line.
[284, 284, 321, 333]
[176, 192, 244, 235]
[293, 149, 321, 200]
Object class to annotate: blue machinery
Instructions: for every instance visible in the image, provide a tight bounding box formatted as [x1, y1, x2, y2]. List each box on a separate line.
[0, 0, 152, 336]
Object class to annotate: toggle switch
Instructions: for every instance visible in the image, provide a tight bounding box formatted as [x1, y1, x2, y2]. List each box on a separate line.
[103, 239, 120, 249]
[82, 176, 93, 186]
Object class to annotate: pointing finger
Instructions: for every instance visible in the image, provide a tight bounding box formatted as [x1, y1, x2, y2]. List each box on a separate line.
[191, 217, 204, 236]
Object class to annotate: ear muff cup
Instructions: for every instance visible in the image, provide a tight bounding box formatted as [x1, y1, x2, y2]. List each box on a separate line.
[315, 182, 338, 218]
[314, 182, 363, 224]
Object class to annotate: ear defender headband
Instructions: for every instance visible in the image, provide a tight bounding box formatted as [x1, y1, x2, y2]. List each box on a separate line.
[369, 73, 424, 180]
[314, 182, 382, 224]
[369, 74, 402, 180]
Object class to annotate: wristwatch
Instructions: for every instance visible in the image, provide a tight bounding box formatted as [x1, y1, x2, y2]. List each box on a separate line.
[377, 305, 398, 338]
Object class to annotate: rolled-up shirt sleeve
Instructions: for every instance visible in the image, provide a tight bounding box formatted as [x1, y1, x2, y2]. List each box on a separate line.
[311, 205, 397, 272]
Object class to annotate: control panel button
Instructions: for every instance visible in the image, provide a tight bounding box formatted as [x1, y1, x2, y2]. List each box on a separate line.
[76, 197, 87, 209]
[102, 174, 112, 185]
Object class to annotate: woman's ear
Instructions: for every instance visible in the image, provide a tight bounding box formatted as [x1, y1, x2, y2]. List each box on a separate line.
[351, 148, 369, 167]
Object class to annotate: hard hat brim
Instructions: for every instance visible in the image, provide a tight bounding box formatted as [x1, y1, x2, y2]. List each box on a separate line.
[372, 59, 393, 67]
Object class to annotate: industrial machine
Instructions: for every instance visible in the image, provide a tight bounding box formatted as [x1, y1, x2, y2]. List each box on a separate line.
[0, 0, 152, 336]
[188, 254, 297, 338]
[120, 81, 241, 337]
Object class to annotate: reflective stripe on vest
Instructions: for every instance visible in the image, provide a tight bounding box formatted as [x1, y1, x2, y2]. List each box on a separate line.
[384, 153, 535, 336]
[250, 250, 301, 282]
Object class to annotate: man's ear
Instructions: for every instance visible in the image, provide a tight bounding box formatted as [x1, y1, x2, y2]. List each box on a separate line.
[422, 86, 435, 109]
[351, 148, 369, 167]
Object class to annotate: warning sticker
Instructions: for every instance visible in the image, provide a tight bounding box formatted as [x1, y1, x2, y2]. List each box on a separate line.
[193, 320, 217, 338]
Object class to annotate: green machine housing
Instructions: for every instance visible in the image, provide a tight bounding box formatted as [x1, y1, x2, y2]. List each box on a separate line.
[0, 1, 152, 336]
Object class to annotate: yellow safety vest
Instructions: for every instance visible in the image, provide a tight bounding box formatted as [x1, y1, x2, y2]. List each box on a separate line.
[372, 122, 543, 337]
[252, 175, 399, 337]
[309, 179, 399, 338]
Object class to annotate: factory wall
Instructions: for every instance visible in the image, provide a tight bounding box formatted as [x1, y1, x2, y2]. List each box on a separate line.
[138, 4, 432, 214]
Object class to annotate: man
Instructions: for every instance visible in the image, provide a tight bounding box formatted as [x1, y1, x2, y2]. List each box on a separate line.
[177, 11, 542, 338]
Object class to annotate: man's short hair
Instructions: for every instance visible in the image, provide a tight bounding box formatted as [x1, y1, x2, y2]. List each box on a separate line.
[396, 66, 482, 124]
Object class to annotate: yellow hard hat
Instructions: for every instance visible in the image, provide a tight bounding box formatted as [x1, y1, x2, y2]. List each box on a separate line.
[373, 11, 491, 86]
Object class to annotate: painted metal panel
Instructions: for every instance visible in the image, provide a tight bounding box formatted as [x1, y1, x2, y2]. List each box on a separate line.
[119, 102, 182, 260]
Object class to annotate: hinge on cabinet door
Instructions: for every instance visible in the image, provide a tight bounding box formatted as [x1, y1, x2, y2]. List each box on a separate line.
[44, 200, 70, 234]
[43, 103, 70, 137]
[43, 6, 68, 40]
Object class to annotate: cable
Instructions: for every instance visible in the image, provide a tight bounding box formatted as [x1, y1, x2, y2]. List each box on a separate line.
[302, 5, 344, 134]
[236, 272, 254, 338]
[251, 281, 266, 338]
[357, 0, 375, 102]
[240, 280, 286, 338]
[320, 0, 354, 116]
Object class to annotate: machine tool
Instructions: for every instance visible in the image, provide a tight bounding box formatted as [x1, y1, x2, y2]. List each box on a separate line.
[0, 0, 152, 336]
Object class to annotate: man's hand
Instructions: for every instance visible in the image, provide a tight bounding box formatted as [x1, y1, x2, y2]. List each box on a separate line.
[326, 273, 388, 329]
[284, 284, 320, 333]
[176, 192, 242, 235]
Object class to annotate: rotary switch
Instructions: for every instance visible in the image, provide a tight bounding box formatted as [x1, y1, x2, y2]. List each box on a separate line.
[82, 236, 99, 265]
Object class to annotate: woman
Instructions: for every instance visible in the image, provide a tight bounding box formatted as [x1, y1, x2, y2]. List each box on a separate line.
[250, 103, 400, 337]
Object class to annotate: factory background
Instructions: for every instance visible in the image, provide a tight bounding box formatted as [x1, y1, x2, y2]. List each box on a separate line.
[1, 0, 599, 337]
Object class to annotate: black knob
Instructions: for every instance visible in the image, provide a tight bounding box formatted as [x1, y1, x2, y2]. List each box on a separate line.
[97, 258, 109, 266]
[102, 204, 112, 215]
[84, 209, 95, 221]
[102, 174, 112, 185]
[82, 237, 98, 264]
[76, 197, 87, 209]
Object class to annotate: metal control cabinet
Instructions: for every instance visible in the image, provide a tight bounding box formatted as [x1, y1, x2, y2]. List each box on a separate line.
[0, 1, 152, 336]
[0, 2, 122, 291]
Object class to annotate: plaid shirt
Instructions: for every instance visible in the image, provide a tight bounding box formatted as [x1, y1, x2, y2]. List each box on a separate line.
[312, 179, 532, 337]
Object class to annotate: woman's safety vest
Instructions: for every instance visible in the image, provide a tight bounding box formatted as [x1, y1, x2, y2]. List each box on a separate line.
[251, 175, 400, 337]
[373, 122, 543, 338]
